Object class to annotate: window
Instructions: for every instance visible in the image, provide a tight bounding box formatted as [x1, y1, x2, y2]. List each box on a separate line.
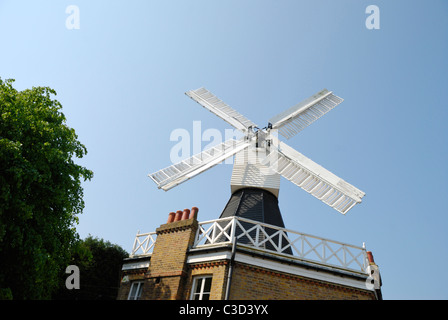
[128, 281, 144, 300]
[190, 276, 212, 300]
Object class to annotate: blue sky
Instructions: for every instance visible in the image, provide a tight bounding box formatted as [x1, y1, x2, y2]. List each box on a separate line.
[1, 0, 447, 300]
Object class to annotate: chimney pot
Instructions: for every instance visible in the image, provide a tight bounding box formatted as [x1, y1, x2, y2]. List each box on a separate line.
[167, 212, 175, 223]
[182, 209, 190, 220]
[189, 207, 199, 220]
[367, 251, 375, 263]
[174, 210, 183, 222]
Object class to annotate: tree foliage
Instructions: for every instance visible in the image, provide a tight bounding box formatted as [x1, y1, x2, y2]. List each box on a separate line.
[0, 78, 93, 299]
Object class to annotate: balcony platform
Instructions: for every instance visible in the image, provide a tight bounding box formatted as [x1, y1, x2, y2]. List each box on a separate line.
[128, 216, 370, 276]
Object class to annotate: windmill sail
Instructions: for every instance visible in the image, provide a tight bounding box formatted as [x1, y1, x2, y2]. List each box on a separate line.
[266, 137, 365, 214]
[186, 87, 258, 132]
[149, 138, 250, 191]
[269, 89, 343, 139]
[150, 87, 365, 215]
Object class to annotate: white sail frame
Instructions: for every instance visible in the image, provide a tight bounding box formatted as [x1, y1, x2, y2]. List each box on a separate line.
[266, 137, 365, 214]
[186, 87, 258, 133]
[269, 89, 344, 139]
[149, 138, 250, 191]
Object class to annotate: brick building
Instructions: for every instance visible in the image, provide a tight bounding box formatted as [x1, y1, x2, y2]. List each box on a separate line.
[117, 88, 381, 300]
[117, 198, 382, 300]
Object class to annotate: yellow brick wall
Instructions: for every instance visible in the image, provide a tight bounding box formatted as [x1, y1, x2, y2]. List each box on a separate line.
[228, 262, 375, 300]
[117, 218, 199, 300]
[149, 219, 198, 278]
[145, 219, 198, 299]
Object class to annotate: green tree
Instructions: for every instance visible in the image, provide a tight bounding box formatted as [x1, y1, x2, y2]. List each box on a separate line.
[54, 236, 128, 300]
[0, 78, 93, 299]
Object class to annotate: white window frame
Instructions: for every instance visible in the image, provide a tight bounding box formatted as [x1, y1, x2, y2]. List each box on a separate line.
[190, 276, 213, 300]
[127, 281, 144, 300]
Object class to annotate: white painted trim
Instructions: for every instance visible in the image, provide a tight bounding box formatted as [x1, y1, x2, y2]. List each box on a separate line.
[187, 251, 232, 264]
[122, 260, 150, 270]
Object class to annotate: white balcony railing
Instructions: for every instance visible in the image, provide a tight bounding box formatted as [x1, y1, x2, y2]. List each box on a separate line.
[130, 231, 157, 257]
[193, 217, 369, 274]
[130, 217, 369, 274]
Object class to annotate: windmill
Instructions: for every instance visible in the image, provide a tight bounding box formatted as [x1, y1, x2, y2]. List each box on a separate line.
[149, 87, 365, 230]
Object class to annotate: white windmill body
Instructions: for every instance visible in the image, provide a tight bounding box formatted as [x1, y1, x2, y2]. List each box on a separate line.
[230, 140, 280, 198]
[149, 87, 365, 231]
